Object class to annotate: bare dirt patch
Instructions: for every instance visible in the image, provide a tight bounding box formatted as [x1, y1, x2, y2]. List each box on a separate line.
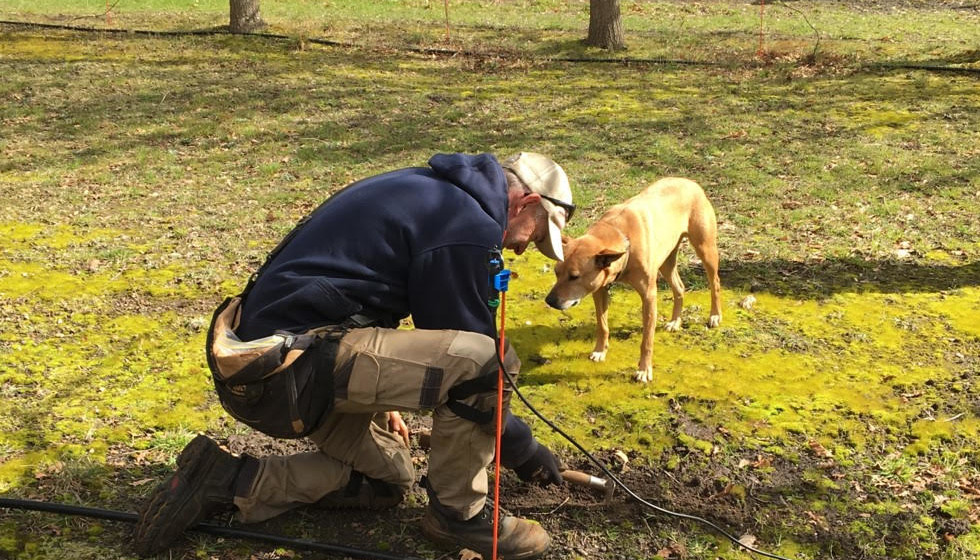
[202, 416, 834, 560]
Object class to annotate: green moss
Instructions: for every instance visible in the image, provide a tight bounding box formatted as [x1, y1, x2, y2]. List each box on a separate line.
[905, 417, 979, 456]
[677, 433, 715, 455]
[802, 469, 840, 493]
[863, 500, 903, 516]
[502, 248, 980, 470]
[0, 452, 57, 493]
[0, 223, 225, 489]
[940, 499, 972, 519]
[847, 103, 920, 138]
[922, 287, 980, 339]
[0, 223, 205, 301]
[85, 524, 104, 537]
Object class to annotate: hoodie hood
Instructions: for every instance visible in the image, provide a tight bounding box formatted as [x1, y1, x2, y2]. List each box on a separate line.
[428, 152, 509, 230]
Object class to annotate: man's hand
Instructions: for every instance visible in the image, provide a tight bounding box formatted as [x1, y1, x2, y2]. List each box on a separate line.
[513, 444, 563, 486]
[387, 411, 410, 447]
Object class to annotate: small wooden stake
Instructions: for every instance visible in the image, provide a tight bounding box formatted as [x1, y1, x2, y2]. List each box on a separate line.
[444, 0, 450, 41]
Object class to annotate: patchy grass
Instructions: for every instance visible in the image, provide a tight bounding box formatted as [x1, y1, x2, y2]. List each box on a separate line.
[3, 0, 979, 67]
[1, 1, 979, 559]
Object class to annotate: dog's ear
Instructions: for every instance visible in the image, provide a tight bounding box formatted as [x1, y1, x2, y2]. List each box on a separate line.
[594, 250, 626, 270]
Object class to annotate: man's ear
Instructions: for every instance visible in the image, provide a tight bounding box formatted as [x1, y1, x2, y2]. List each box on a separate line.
[561, 234, 572, 245]
[520, 192, 541, 211]
[594, 250, 626, 270]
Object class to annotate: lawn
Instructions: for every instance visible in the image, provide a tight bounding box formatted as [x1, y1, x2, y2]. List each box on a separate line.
[1, 1, 978, 559]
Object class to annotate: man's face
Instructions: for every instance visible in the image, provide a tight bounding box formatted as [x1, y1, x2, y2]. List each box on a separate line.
[502, 193, 547, 256]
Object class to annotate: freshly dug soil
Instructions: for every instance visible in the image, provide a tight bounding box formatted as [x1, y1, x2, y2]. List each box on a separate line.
[214, 414, 795, 560]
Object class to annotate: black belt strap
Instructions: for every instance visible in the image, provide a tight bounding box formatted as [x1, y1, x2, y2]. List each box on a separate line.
[445, 372, 499, 424]
[446, 401, 494, 425]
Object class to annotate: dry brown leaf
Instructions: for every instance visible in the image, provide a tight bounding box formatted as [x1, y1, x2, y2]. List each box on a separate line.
[129, 478, 157, 486]
[738, 533, 757, 548]
[709, 482, 734, 501]
[808, 440, 833, 459]
[805, 510, 829, 530]
[612, 449, 630, 472]
[655, 542, 687, 558]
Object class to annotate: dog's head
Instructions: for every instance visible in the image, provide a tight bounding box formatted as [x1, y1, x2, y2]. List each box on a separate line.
[545, 227, 629, 310]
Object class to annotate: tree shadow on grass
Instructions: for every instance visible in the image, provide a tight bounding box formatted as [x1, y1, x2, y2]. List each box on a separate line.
[721, 256, 980, 298]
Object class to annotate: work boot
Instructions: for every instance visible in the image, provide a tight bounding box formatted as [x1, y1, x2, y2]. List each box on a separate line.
[315, 470, 404, 510]
[421, 484, 550, 559]
[133, 435, 254, 557]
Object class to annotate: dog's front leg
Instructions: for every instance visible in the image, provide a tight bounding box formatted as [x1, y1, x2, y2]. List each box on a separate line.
[590, 286, 610, 362]
[635, 284, 658, 383]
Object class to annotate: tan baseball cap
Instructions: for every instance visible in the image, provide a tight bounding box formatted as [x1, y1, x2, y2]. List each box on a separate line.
[501, 152, 575, 261]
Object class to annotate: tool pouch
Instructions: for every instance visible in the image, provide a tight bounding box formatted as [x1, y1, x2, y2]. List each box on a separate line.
[206, 296, 343, 439]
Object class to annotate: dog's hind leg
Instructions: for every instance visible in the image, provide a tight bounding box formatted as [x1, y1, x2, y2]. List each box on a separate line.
[704, 247, 723, 328]
[589, 286, 611, 363]
[659, 241, 685, 332]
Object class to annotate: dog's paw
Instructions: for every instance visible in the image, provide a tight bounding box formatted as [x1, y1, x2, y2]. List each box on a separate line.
[664, 319, 682, 332]
[589, 351, 607, 362]
[633, 368, 653, 383]
[708, 314, 722, 328]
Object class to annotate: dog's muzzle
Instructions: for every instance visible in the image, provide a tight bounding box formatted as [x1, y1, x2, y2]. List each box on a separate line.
[545, 292, 579, 310]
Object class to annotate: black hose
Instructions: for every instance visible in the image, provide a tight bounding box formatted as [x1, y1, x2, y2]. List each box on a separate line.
[0, 497, 427, 560]
[1, 19, 976, 74]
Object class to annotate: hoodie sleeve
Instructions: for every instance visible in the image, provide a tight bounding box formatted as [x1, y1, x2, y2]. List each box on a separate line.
[408, 243, 497, 337]
[499, 412, 539, 468]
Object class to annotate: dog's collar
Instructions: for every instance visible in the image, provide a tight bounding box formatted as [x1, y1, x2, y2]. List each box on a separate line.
[610, 229, 630, 281]
[616, 229, 631, 276]
[613, 242, 629, 281]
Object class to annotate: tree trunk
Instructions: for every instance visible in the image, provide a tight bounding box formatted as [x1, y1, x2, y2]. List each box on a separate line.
[229, 0, 265, 33]
[585, 0, 625, 51]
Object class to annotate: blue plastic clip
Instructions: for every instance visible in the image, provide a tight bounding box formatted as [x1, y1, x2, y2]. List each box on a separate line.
[492, 269, 511, 292]
[487, 250, 509, 308]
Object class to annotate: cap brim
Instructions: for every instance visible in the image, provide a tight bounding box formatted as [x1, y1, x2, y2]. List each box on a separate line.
[534, 202, 565, 261]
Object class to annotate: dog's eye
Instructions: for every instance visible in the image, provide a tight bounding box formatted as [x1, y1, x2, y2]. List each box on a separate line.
[569, 274, 580, 281]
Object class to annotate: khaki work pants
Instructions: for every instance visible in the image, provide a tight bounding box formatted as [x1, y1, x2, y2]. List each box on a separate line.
[234, 326, 519, 523]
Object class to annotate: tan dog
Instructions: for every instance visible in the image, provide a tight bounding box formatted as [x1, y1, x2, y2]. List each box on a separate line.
[545, 178, 722, 382]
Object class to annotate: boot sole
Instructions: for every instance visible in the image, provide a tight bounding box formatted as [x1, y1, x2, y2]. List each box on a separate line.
[133, 436, 225, 556]
[420, 512, 548, 560]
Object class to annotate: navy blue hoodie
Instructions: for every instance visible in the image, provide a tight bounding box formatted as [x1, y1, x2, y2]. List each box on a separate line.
[237, 153, 539, 468]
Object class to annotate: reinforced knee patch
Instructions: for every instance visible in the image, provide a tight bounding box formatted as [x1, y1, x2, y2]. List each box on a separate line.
[445, 338, 520, 425]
